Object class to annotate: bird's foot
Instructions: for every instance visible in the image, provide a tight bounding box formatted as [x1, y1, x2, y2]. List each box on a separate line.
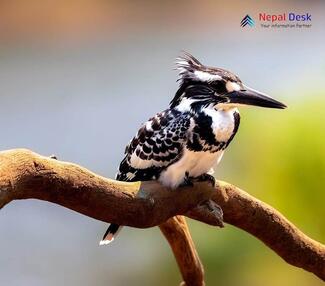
[179, 172, 194, 187]
[195, 173, 216, 187]
[197, 199, 224, 227]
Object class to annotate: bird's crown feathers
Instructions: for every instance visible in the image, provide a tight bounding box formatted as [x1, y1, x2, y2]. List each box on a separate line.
[175, 52, 238, 84]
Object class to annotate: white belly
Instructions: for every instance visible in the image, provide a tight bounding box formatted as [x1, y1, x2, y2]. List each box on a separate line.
[158, 108, 238, 189]
[159, 148, 224, 189]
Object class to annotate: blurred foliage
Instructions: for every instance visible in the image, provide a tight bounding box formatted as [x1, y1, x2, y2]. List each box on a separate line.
[157, 95, 325, 286]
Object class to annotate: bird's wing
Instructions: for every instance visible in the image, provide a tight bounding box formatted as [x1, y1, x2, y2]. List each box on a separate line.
[116, 109, 191, 182]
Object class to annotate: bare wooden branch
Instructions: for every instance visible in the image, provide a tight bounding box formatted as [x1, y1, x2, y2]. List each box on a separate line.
[0, 149, 213, 227]
[160, 216, 204, 286]
[1, 149, 325, 284]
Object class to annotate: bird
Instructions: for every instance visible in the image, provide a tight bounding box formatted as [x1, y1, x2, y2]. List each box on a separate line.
[99, 52, 286, 245]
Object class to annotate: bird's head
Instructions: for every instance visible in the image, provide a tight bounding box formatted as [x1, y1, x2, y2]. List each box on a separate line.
[170, 52, 287, 111]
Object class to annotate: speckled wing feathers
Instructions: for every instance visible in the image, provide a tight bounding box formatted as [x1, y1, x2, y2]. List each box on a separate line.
[116, 109, 191, 182]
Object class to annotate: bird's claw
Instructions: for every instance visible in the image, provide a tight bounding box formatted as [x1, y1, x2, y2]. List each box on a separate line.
[196, 173, 216, 187]
[179, 172, 194, 187]
[199, 199, 224, 227]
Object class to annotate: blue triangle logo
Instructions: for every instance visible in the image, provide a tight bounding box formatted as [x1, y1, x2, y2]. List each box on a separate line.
[241, 15, 255, 27]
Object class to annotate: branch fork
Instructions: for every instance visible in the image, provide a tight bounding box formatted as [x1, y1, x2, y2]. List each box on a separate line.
[1, 149, 324, 285]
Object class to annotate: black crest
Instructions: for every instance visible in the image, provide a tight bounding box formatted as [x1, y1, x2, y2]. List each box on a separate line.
[171, 52, 241, 108]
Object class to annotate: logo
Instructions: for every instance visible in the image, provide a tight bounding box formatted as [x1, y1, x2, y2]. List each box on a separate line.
[240, 13, 312, 29]
[240, 15, 255, 27]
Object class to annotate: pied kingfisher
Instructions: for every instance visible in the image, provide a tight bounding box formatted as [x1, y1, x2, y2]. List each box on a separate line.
[99, 52, 286, 245]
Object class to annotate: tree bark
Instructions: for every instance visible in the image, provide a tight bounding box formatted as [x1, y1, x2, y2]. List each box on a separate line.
[160, 216, 205, 286]
[1, 149, 324, 284]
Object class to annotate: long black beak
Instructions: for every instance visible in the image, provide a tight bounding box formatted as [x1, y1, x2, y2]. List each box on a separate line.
[225, 86, 287, 109]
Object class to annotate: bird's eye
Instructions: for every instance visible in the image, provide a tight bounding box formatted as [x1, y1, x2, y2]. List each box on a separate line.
[210, 81, 227, 95]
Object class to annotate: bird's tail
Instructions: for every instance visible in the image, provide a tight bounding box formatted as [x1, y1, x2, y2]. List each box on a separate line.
[99, 224, 123, 246]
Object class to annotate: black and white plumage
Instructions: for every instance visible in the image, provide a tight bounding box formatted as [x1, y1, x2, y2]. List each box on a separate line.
[99, 52, 286, 245]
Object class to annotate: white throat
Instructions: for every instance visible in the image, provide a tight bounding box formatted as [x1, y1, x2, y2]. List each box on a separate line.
[203, 106, 238, 142]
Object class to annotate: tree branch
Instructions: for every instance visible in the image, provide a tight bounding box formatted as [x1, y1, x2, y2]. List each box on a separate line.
[1, 149, 324, 284]
[160, 216, 204, 286]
